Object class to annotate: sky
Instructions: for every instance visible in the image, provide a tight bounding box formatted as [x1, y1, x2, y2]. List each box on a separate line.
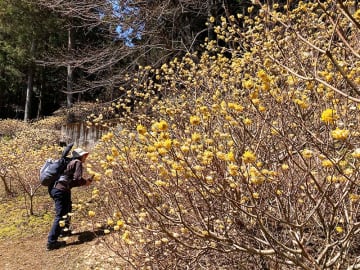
[108, 0, 142, 46]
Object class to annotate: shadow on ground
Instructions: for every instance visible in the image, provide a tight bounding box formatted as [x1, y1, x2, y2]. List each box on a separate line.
[66, 229, 105, 247]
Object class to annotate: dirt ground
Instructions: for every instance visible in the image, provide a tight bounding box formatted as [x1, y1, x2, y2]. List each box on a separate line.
[0, 185, 125, 269]
[0, 228, 123, 270]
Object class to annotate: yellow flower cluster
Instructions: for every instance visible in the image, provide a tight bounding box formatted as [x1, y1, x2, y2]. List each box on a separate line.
[331, 128, 350, 140]
[242, 150, 256, 164]
[321, 109, 338, 124]
[301, 149, 313, 159]
[136, 124, 147, 135]
[354, 9, 360, 21]
[101, 132, 114, 142]
[321, 159, 333, 168]
[81, 1, 360, 264]
[189, 115, 201, 125]
[352, 148, 360, 159]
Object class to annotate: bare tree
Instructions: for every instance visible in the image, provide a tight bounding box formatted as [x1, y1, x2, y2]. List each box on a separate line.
[29, 0, 229, 105]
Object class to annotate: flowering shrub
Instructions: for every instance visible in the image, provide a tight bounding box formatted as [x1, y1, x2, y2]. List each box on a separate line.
[0, 118, 65, 214]
[88, 1, 360, 269]
[0, 119, 28, 138]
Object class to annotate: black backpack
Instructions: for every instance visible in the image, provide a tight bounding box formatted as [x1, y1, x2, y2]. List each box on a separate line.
[39, 143, 74, 187]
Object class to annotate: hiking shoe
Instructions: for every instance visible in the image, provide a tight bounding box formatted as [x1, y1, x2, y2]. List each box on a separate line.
[46, 241, 66, 251]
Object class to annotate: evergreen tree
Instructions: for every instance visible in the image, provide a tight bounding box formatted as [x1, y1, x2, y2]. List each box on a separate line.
[0, 0, 66, 120]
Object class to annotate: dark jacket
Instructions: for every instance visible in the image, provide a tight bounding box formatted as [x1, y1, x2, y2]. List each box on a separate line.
[55, 159, 87, 192]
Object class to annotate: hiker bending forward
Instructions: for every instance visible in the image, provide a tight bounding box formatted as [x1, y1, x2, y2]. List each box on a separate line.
[47, 148, 93, 250]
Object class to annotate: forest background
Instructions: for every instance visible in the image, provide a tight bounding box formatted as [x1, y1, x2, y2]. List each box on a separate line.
[0, 0, 243, 121]
[0, 0, 360, 269]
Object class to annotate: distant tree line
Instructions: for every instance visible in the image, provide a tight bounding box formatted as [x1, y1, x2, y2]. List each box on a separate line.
[0, 0, 295, 121]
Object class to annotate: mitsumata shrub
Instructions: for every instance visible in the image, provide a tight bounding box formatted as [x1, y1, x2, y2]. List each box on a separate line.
[86, 1, 359, 269]
[0, 0, 360, 269]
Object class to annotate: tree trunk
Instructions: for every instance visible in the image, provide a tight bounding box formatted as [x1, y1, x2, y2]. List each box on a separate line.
[207, 0, 215, 41]
[66, 27, 73, 108]
[0, 175, 13, 196]
[36, 71, 43, 119]
[24, 39, 35, 122]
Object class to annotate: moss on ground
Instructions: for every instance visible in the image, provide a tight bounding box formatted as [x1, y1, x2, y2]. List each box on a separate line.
[0, 184, 93, 241]
[0, 194, 53, 239]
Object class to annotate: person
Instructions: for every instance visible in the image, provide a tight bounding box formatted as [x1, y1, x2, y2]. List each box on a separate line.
[47, 148, 93, 251]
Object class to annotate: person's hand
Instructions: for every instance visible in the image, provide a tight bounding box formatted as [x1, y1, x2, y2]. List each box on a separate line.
[85, 179, 92, 186]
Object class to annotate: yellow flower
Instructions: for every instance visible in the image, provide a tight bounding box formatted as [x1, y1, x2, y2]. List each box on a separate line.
[228, 164, 239, 176]
[233, 103, 244, 112]
[163, 139, 172, 149]
[180, 145, 190, 152]
[252, 192, 260, 199]
[136, 124, 147, 135]
[106, 155, 114, 162]
[257, 69, 268, 81]
[243, 118, 252, 125]
[111, 146, 119, 157]
[293, 98, 308, 109]
[107, 132, 114, 139]
[201, 230, 209, 236]
[343, 168, 353, 175]
[155, 180, 168, 187]
[335, 226, 343, 233]
[107, 218, 114, 226]
[216, 151, 226, 160]
[281, 164, 289, 170]
[349, 193, 359, 202]
[161, 237, 169, 243]
[105, 169, 113, 177]
[321, 109, 338, 124]
[226, 151, 235, 162]
[351, 148, 360, 158]
[354, 9, 360, 21]
[190, 115, 201, 125]
[202, 150, 214, 162]
[122, 230, 130, 241]
[88, 210, 96, 217]
[242, 79, 254, 89]
[321, 159, 333, 168]
[191, 132, 202, 142]
[331, 128, 349, 140]
[242, 150, 256, 164]
[157, 120, 169, 131]
[117, 220, 125, 228]
[301, 149, 313, 159]
[155, 240, 162, 246]
[157, 147, 168, 155]
[93, 173, 101, 181]
[258, 105, 266, 112]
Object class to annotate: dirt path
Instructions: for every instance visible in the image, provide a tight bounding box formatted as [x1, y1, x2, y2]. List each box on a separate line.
[0, 232, 121, 270]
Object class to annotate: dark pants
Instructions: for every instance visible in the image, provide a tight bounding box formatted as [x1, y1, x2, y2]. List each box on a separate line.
[47, 188, 72, 244]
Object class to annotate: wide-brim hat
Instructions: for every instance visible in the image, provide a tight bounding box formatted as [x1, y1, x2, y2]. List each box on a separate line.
[72, 148, 89, 158]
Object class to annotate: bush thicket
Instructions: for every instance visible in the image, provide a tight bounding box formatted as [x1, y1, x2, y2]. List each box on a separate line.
[86, 1, 360, 269]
